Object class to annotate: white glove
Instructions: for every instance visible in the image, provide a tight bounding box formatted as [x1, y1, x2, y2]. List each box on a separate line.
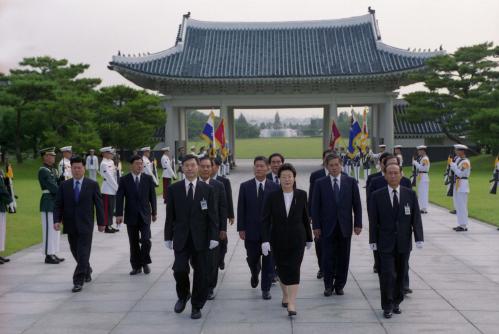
[165, 240, 173, 250]
[209, 240, 219, 250]
[369, 243, 377, 251]
[416, 241, 424, 249]
[261, 242, 271, 256]
[412, 160, 417, 166]
[306, 242, 313, 250]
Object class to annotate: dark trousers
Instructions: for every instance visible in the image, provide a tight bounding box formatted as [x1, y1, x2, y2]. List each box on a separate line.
[67, 232, 93, 285]
[314, 237, 323, 271]
[218, 238, 228, 267]
[245, 240, 272, 292]
[379, 251, 409, 311]
[208, 245, 220, 289]
[103, 194, 115, 226]
[374, 250, 410, 289]
[173, 235, 209, 309]
[322, 226, 351, 290]
[162, 178, 171, 204]
[126, 219, 152, 269]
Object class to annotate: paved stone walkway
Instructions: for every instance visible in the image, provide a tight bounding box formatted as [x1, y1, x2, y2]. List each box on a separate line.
[1, 159, 498, 334]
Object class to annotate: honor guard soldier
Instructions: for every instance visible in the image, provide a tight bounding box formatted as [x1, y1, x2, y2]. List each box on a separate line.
[353, 150, 361, 181]
[412, 146, 430, 214]
[140, 147, 159, 186]
[160, 147, 177, 204]
[0, 167, 13, 264]
[38, 147, 65, 264]
[100, 147, 119, 233]
[361, 146, 373, 181]
[85, 149, 99, 181]
[450, 144, 471, 232]
[58, 146, 73, 181]
[393, 145, 404, 167]
[373, 145, 387, 172]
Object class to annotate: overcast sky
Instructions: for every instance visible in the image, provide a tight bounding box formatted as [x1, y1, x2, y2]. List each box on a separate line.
[1, 0, 497, 118]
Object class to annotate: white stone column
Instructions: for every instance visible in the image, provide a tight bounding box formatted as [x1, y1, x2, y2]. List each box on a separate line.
[165, 104, 179, 150]
[227, 107, 236, 164]
[179, 108, 187, 142]
[383, 98, 394, 150]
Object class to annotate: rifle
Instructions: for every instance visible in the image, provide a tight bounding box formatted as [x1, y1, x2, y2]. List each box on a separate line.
[444, 150, 456, 197]
[490, 157, 498, 194]
[410, 151, 419, 187]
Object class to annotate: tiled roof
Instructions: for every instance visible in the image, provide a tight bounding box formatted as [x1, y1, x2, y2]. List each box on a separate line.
[110, 13, 442, 80]
[394, 100, 444, 138]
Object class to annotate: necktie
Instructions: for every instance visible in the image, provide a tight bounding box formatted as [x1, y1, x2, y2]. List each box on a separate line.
[90, 157, 93, 165]
[392, 189, 399, 217]
[135, 176, 140, 191]
[258, 182, 264, 203]
[187, 182, 194, 206]
[275, 175, 279, 185]
[74, 180, 80, 203]
[333, 178, 340, 204]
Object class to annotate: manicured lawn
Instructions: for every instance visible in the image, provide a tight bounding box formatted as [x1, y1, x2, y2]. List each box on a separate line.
[425, 155, 498, 226]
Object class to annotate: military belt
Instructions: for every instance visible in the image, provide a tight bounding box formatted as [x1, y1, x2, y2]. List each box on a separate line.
[42, 190, 50, 194]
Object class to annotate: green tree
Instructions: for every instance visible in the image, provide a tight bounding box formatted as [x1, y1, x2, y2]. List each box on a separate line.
[96, 85, 163, 152]
[236, 113, 259, 138]
[403, 42, 499, 153]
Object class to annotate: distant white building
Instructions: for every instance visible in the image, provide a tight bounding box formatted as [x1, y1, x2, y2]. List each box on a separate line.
[259, 128, 298, 138]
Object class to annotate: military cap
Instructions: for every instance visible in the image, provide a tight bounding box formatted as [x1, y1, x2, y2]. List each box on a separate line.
[454, 144, 468, 150]
[60, 146, 72, 152]
[39, 147, 56, 156]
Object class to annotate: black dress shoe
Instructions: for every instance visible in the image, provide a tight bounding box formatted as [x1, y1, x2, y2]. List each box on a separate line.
[383, 310, 392, 319]
[143, 264, 151, 274]
[454, 226, 468, 232]
[262, 291, 271, 300]
[104, 227, 116, 233]
[174, 295, 190, 313]
[111, 227, 119, 232]
[45, 255, 60, 264]
[282, 302, 288, 308]
[250, 274, 259, 288]
[85, 274, 92, 283]
[219, 262, 225, 270]
[0, 256, 10, 262]
[335, 288, 344, 295]
[207, 288, 215, 300]
[129, 268, 142, 275]
[0, 258, 4, 264]
[191, 307, 202, 319]
[72, 284, 83, 293]
[316, 270, 323, 279]
[288, 310, 297, 316]
[373, 266, 378, 274]
[54, 255, 65, 262]
[324, 288, 333, 297]
[393, 306, 402, 314]
[449, 209, 456, 214]
[404, 288, 413, 294]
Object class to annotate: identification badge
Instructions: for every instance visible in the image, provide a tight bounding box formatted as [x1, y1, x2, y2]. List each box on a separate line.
[200, 199, 208, 210]
[404, 204, 411, 215]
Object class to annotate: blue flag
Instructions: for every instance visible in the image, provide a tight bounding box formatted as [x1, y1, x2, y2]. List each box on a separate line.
[348, 110, 362, 154]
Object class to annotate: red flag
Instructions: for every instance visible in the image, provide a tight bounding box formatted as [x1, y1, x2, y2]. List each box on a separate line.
[329, 120, 341, 149]
[215, 119, 227, 157]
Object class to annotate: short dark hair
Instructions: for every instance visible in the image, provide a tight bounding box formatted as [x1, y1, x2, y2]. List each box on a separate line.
[70, 156, 84, 165]
[383, 154, 400, 167]
[379, 152, 391, 165]
[325, 153, 342, 165]
[278, 163, 296, 178]
[199, 156, 214, 166]
[253, 156, 268, 165]
[129, 155, 142, 164]
[182, 154, 199, 165]
[268, 153, 284, 164]
[322, 150, 332, 159]
[213, 157, 222, 166]
[384, 163, 402, 173]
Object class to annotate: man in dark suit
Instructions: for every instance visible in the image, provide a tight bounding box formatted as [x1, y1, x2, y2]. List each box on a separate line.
[366, 152, 391, 195]
[308, 150, 332, 279]
[267, 153, 284, 185]
[54, 157, 105, 293]
[199, 156, 227, 300]
[369, 163, 424, 319]
[115, 155, 157, 275]
[237, 156, 279, 300]
[212, 158, 234, 270]
[312, 154, 362, 296]
[165, 154, 219, 320]
[368, 155, 414, 293]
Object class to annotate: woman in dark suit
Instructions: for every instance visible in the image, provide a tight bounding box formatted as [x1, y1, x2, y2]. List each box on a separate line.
[261, 163, 313, 316]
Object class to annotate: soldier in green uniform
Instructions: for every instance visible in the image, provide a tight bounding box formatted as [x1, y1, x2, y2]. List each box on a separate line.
[0, 170, 13, 264]
[38, 147, 65, 264]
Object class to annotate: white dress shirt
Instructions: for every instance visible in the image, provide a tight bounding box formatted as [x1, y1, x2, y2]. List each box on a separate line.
[283, 191, 293, 217]
[388, 185, 400, 206]
[185, 178, 198, 197]
[329, 174, 341, 191]
[255, 178, 266, 193]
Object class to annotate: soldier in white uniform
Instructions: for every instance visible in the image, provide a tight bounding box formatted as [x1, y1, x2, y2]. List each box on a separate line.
[450, 144, 471, 232]
[140, 147, 159, 186]
[373, 144, 386, 172]
[361, 146, 373, 180]
[160, 146, 176, 204]
[100, 147, 119, 233]
[393, 145, 404, 167]
[58, 146, 73, 181]
[412, 145, 430, 214]
[85, 149, 99, 181]
[352, 151, 361, 181]
[0, 168, 13, 264]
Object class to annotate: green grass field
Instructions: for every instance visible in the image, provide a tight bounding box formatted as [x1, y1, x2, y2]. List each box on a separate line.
[2, 138, 497, 256]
